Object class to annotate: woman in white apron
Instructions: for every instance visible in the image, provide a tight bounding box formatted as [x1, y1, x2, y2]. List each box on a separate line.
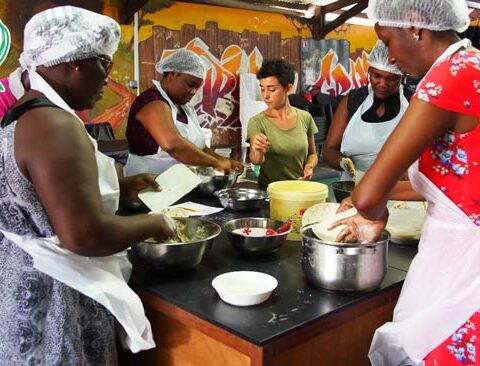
[332, 0, 480, 364]
[0, 7, 176, 365]
[124, 49, 244, 176]
[323, 40, 409, 181]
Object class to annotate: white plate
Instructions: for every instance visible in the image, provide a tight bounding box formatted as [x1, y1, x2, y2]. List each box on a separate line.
[301, 202, 340, 226]
[212, 271, 278, 306]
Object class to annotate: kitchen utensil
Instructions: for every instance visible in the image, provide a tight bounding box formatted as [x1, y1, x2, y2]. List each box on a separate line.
[223, 217, 291, 257]
[331, 181, 355, 203]
[301, 224, 389, 292]
[131, 217, 221, 272]
[213, 187, 267, 211]
[138, 164, 202, 212]
[212, 271, 278, 306]
[190, 166, 238, 196]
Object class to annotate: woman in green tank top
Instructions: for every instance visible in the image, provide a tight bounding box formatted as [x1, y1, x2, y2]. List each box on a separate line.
[247, 59, 318, 188]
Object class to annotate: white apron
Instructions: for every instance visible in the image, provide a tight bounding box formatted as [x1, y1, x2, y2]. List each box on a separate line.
[369, 39, 476, 366]
[0, 69, 155, 353]
[124, 80, 206, 176]
[340, 85, 409, 181]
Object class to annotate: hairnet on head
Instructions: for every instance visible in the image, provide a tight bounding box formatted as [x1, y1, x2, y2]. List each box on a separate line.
[155, 49, 206, 80]
[367, 0, 471, 33]
[20, 6, 120, 69]
[367, 40, 403, 75]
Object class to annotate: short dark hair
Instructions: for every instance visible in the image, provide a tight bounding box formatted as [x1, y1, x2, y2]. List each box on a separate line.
[256, 59, 295, 88]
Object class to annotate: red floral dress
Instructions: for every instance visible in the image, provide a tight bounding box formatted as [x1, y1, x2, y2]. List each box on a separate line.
[414, 48, 480, 365]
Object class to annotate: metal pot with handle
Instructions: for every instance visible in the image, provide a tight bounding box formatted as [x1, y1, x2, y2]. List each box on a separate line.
[301, 224, 389, 292]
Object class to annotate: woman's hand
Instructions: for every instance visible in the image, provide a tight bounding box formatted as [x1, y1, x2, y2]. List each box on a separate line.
[250, 133, 270, 153]
[329, 209, 388, 243]
[229, 159, 245, 174]
[151, 214, 177, 242]
[298, 164, 314, 180]
[119, 174, 161, 201]
[337, 196, 354, 212]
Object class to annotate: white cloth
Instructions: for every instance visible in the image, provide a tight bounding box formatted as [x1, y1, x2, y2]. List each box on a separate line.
[368, 40, 402, 75]
[366, 0, 470, 33]
[340, 85, 409, 180]
[20, 6, 120, 68]
[8, 67, 25, 99]
[0, 69, 155, 353]
[124, 79, 206, 176]
[369, 162, 480, 365]
[369, 37, 476, 366]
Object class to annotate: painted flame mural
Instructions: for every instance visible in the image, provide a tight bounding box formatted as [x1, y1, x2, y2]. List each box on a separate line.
[159, 37, 263, 129]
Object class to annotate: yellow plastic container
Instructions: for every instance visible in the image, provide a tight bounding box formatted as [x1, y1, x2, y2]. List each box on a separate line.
[268, 181, 328, 241]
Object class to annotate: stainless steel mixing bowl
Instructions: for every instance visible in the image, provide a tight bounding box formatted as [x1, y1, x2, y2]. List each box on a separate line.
[301, 224, 389, 292]
[132, 218, 221, 272]
[190, 166, 238, 196]
[214, 188, 267, 211]
[223, 217, 290, 257]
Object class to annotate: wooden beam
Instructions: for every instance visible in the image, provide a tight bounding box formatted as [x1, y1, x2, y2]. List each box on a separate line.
[323, 0, 363, 13]
[309, 0, 368, 40]
[120, 0, 150, 24]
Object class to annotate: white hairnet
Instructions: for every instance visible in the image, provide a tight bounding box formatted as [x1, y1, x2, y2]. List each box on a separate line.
[367, 0, 471, 33]
[155, 49, 206, 80]
[20, 6, 120, 69]
[367, 40, 403, 75]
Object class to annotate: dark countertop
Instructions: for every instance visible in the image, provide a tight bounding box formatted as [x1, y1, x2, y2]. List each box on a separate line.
[129, 189, 418, 347]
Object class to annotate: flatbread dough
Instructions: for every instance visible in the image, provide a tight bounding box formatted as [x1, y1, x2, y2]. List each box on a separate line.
[312, 208, 358, 242]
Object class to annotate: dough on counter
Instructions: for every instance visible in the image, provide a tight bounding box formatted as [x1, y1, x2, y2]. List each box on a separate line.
[157, 207, 190, 218]
[312, 208, 358, 242]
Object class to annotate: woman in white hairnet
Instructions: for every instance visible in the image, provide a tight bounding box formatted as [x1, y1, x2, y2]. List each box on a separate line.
[330, 0, 480, 365]
[0, 6, 176, 365]
[323, 40, 412, 181]
[124, 49, 244, 176]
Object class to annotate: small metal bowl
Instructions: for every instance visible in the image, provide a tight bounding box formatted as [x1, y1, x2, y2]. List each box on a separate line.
[190, 166, 238, 196]
[131, 218, 221, 272]
[223, 218, 291, 257]
[214, 188, 267, 211]
[331, 181, 355, 203]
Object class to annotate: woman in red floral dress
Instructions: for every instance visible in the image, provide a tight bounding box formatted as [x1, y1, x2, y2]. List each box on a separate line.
[330, 0, 480, 365]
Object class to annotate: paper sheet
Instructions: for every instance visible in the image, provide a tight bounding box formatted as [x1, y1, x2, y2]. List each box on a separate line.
[169, 201, 224, 216]
[138, 164, 201, 212]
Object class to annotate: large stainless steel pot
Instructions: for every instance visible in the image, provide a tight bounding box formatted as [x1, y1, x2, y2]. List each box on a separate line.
[301, 224, 389, 292]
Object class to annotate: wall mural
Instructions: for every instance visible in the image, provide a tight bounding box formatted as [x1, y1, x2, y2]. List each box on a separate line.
[301, 38, 369, 99]
[0, 0, 378, 146]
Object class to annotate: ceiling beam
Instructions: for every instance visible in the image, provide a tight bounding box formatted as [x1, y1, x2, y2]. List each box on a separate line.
[310, 0, 368, 40]
[120, 0, 150, 23]
[180, 0, 308, 17]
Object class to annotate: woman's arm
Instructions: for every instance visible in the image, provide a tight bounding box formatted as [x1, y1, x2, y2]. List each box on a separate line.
[247, 116, 269, 165]
[203, 147, 245, 174]
[322, 96, 349, 169]
[353, 99, 464, 220]
[135, 100, 229, 172]
[299, 134, 318, 180]
[15, 107, 175, 257]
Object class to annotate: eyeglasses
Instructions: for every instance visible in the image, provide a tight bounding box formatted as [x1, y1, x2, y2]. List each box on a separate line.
[95, 55, 113, 76]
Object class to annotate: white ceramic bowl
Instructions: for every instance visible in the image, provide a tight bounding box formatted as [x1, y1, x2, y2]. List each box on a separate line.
[211, 271, 278, 306]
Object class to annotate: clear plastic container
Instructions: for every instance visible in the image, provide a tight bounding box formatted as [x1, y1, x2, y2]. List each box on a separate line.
[268, 181, 328, 241]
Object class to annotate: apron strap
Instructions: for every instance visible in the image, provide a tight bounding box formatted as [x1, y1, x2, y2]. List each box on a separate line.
[1, 97, 61, 128]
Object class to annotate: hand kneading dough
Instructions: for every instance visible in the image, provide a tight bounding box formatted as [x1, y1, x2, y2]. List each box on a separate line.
[313, 208, 358, 242]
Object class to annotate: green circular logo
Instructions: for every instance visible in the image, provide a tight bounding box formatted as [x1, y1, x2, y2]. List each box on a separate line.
[0, 20, 11, 93]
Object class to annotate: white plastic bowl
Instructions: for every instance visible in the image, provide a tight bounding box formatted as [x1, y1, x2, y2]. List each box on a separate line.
[212, 271, 278, 306]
